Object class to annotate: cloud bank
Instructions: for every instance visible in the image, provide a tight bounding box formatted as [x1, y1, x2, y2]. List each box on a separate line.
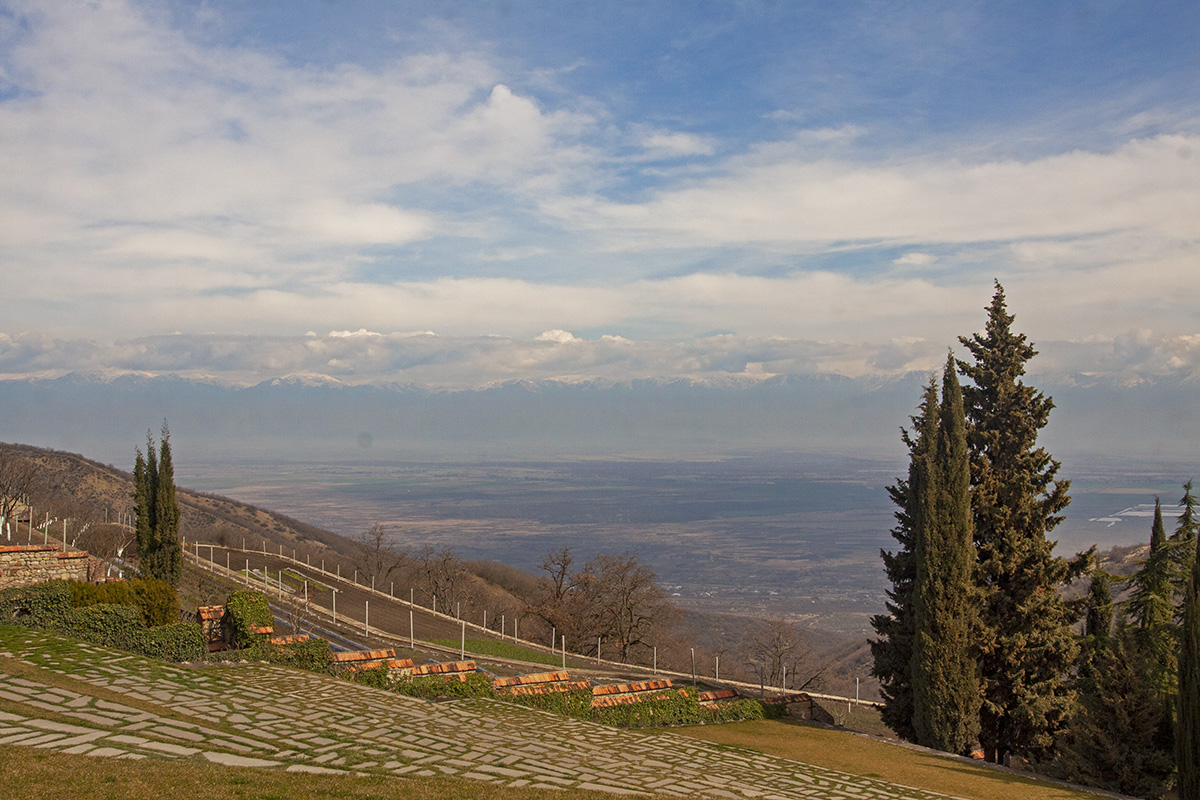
[0, 0, 1196, 389]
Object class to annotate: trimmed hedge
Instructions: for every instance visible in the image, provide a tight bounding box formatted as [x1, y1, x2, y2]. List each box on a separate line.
[0, 581, 72, 627]
[69, 578, 180, 627]
[142, 623, 208, 662]
[58, 604, 145, 651]
[703, 697, 767, 724]
[0, 580, 204, 662]
[264, 637, 333, 673]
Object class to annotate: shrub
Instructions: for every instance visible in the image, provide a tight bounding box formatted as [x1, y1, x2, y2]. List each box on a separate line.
[0, 581, 72, 627]
[142, 623, 207, 662]
[130, 578, 180, 627]
[591, 687, 702, 728]
[58, 604, 145, 652]
[70, 578, 180, 628]
[347, 664, 392, 690]
[508, 687, 594, 719]
[224, 590, 273, 652]
[265, 637, 333, 673]
[393, 672, 497, 700]
[703, 698, 767, 724]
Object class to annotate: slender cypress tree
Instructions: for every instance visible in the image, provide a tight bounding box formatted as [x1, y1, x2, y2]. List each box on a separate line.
[1078, 571, 1114, 693]
[154, 423, 182, 586]
[132, 423, 182, 587]
[1179, 529, 1200, 800]
[958, 281, 1074, 764]
[1127, 498, 1179, 700]
[1172, 482, 1198, 606]
[871, 378, 935, 743]
[132, 446, 153, 565]
[911, 356, 980, 754]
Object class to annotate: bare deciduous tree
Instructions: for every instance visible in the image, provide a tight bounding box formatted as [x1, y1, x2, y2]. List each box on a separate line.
[532, 547, 675, 661]
[742, 617, 828, 692]
[0, 445, 44, 530]
[354, 523, 407, 588]
[417, 545, 468, 612]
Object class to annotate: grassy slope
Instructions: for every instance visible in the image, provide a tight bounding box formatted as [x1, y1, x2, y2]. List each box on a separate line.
[674, 720, 1110, 800]
[0, 747, 636, 800]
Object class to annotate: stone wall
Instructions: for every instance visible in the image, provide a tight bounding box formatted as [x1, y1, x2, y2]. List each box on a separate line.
[0, 545, 90, 590]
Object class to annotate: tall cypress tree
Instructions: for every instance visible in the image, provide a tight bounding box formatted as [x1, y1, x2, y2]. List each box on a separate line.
[133, 445, 153, 566]
[1172, 482, 1198, 607]
[154, 423, 182, 586]
[911, 356, 980, 755]
[1127, 498, 1179, 700]
[871, 379, 934, 743]
[958, 281, 1075, 764]
[131, 423, 182, 587]
[1179, 528, 1200, 800]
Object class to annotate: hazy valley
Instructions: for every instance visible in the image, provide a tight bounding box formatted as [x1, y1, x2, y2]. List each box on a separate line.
[176, 453, 1189, 635]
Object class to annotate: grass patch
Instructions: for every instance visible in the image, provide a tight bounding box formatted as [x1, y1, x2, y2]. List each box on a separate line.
[430, 638, 563, 667]
[0, 745, 652, 800]
[673, 719, 1109, 800]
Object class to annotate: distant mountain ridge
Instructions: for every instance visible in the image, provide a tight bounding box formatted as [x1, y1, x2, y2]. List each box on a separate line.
[1, 369, 1196, 465]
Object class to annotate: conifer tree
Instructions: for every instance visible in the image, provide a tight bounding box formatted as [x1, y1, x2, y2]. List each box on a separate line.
[1060, 623, 1175, 800]
[153, 423, 182, 586]
[133, 445, 153, 568]
[1127, 498, 1179, 699]
[1179, 529, 1200, 800]
[132, 423, 182, 587]
[1079, 571, 1114, 691]
[870, 379, 933, 743]
[1172, 481, 1198, 606]
[911, 356, 980, 755]
[958, 281, 1075, 764]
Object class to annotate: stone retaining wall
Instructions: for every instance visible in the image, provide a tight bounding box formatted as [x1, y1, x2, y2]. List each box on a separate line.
[0, 545, 89, 589]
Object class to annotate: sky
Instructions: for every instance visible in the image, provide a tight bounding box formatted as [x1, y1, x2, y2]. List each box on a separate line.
[0, 0, 1198, 389]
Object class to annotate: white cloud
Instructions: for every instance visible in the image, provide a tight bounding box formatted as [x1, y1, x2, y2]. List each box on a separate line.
[635, 128, 715, 159]
[3, 325, 1195, 389]
[893, 251, 936, 267]
[535, 329, 580, 343]
[545, 134, 1200, 247]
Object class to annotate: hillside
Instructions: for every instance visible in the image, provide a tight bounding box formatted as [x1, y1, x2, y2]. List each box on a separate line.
[0, 625, 1114, 800]
[1, 442, 871, 695]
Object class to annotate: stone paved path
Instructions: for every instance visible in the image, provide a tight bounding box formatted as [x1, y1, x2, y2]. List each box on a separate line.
[0, 629, 960, 799]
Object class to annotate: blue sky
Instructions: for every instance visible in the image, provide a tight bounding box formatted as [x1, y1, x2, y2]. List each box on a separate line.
[0, 0, 1197, 388]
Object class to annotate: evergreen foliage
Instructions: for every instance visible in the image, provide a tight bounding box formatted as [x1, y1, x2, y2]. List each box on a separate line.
[1058, 624, 1175, 799]
[1172, 481, 1199, 610]
[224, 590, 274, 651]
[1179, 528, 1200, 800]
[957, 281, 1075, 764]
[1077, 572, 1114, 698]
[870, 383, 927, 743]
[1126, 497, 1179, 700]
[910, 357, 980, 755]
[69, 577, 180, 628]
[133, 422, 182, 586]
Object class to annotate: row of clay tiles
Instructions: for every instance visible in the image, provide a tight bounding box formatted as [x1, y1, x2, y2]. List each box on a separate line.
[308, 645, 708, 708]
[206, 610, 786, 710]
[0, 545, 88, 558]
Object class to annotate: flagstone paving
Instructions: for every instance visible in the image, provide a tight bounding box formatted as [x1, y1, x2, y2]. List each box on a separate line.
[0, 629, 959, 799]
